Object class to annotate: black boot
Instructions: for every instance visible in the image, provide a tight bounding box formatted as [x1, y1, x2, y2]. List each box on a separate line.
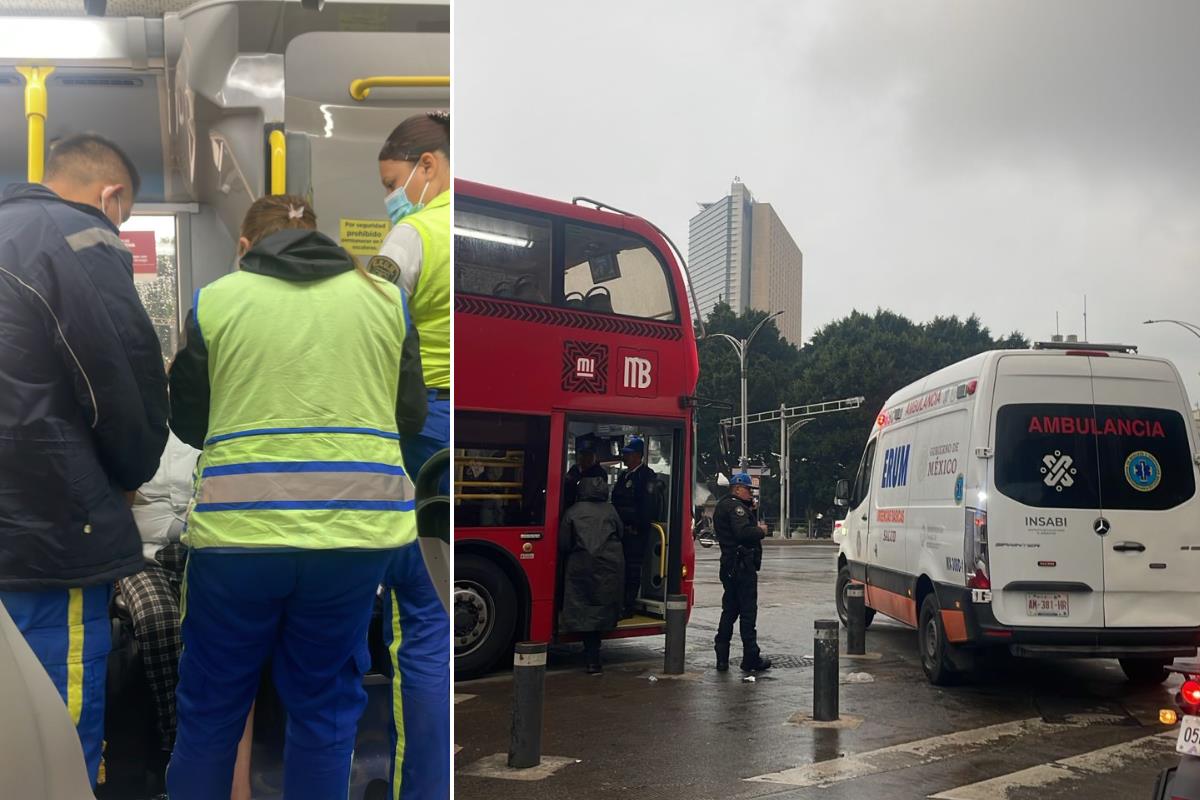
[741, 656, 772, 673]
[584, 635, 602, 675]
[715, 643, 730, 672]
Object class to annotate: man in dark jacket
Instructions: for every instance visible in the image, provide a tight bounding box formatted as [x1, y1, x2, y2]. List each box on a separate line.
[558, 476, 624, 674]
[713, 472, 771, 673]
[0, 133, 169, 785]
[562, 435, 607, 509]
[611, 436, 657, 616]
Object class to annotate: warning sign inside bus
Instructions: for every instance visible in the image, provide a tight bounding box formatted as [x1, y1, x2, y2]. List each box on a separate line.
[339, 218, 391, 256]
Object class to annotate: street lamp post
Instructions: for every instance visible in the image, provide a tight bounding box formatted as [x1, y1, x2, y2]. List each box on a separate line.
[1144, 319, 1200, 342]
[781, 417, 812, 539]
[707, 310, 785, 470]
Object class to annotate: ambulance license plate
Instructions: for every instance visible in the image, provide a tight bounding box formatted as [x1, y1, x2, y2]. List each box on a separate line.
[1178, 715, 1200, 756]
[1026, 592, 1069, 617]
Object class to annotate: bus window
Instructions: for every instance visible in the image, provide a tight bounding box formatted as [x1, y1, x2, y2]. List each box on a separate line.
[455, 201, 553, 303]
[455, 411, 550, 527]
[122, 215, 180, 363]
[562, 224, 677, 322]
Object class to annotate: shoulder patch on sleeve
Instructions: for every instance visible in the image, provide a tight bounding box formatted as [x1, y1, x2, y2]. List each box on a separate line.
[735, 506, 747, 517]
[367, 255, 401, 283]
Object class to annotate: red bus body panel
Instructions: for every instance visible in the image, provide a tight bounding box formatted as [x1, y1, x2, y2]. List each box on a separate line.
[456, 179, 698, 645]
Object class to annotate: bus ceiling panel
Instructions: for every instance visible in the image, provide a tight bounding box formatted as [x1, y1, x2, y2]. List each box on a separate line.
[0, 16, 163, 67]
[164, 1, 446, 62]
[284, 31, 448, 107]
[0, 0, 191, 17]
[0, 67, 167, 200]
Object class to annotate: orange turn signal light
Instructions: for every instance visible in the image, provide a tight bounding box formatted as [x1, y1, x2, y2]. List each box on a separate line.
[1161, 709, 1179, 725]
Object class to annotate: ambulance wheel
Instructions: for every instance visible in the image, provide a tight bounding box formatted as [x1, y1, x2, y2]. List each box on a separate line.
[1118, 658, 1170, 685]
[918, 593, 957, 686]
[455, 553, 517, 680]
[835, 565, 875, 629]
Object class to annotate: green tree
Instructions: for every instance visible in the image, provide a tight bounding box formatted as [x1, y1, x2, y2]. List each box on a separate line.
[694, 306, 1027, 533]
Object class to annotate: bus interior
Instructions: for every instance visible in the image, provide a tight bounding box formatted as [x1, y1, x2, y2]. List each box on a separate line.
[0, 1, 448, 797]
[455, 196, 679, 321]
[561, 421, 683, 635]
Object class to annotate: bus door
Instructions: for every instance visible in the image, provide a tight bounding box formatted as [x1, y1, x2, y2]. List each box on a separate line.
[558, 419, 684, 634]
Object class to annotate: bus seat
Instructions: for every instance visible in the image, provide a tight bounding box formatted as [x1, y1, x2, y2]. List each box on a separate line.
[492, 279, 515, 298]
[415, 448, 451, 615]
[512, 275, 546, 304]
[0, 599, 95, 800]
[563, 292, 586, 309]
[584, 286, 613, 314]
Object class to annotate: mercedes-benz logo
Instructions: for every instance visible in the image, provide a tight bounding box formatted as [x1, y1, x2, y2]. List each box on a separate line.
[1094, 517, 1111, 536]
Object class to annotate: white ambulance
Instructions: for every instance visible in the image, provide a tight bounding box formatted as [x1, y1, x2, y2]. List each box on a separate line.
[833, 342, 1200, 684]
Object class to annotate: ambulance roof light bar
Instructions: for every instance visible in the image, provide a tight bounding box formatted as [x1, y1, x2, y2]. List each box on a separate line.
[1032, 341, 1137, 354]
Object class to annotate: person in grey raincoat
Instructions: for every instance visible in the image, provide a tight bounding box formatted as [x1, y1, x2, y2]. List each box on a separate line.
[557, 476, 624, 674]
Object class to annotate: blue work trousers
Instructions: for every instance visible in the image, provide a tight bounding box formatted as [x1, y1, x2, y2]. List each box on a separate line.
[166, 549, 388, 800]
[0, 585, 111, 786]
[401, 392, 450, 491]
[382, 541, 450, 800]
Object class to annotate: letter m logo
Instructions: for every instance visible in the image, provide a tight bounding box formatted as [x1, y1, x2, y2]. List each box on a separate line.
[616, 347, 659, 398]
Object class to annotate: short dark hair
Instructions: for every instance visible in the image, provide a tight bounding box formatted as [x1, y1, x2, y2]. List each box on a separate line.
[379, 111, 449, 162]
[46, 133, 141, 197]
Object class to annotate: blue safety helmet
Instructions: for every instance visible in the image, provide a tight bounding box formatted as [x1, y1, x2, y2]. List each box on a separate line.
[730, 472, 753, 487]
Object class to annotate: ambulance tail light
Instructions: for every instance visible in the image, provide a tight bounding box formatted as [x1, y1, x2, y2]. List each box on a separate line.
[965, 507, 991, 590]
[1178, 679, 1200, 715]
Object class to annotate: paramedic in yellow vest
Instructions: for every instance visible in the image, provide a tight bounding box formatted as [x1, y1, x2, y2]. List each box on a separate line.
[370, 111, 451, 800]
[164, 195, 427, 800]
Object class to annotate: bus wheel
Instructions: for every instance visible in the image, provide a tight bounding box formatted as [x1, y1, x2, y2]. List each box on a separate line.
[918, 593, 957, 686]
[835, 565, 875, 629]
[455, 553, 517, 680]
[1119, 658, 1170, 685]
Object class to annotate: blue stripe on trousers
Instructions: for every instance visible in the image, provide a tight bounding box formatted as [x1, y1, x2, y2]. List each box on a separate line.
[0, 584, 112, 786]
[382, 542, 450, 800]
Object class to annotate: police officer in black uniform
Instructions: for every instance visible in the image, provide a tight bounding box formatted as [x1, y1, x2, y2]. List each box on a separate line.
[610, 437, 656, 617]
[713, 472, 771, 673]
[563, 436, 608, 509]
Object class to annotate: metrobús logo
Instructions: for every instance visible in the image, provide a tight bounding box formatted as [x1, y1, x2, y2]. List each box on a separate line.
[616, 347, 658, 398]
[1027, 415, 1167, 438]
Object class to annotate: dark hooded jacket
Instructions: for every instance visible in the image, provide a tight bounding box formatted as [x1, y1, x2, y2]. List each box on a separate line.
[558, 476, 625, 633]
[169, 228, 426, 447]
[0, 183, 169, 590]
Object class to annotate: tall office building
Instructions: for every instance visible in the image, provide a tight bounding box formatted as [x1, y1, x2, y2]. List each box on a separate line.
[687, 179, 804, 345]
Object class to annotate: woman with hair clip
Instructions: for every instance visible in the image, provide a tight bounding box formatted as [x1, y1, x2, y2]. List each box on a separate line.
[164, 194, 427, 800]
[369, 111, 451, 800]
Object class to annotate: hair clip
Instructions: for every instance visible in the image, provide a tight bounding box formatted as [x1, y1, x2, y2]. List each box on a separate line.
[287, 204, 304, 220]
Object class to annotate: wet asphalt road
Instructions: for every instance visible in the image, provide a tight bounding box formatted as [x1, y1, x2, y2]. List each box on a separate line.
[455, 542, 1185, 799]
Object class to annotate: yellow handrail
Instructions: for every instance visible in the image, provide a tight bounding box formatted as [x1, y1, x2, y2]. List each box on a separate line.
[17, 66, 54, 183]
[349, 75, 449, 101]
[268, 130, 286, 195]
[651, 522, 667, 577]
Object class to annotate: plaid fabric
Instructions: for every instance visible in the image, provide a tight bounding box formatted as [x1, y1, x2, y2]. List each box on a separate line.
[118, 542, 186, 751]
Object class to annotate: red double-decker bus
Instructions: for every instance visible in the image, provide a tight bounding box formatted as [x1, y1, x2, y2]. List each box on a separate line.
[454, 179, 700, 678]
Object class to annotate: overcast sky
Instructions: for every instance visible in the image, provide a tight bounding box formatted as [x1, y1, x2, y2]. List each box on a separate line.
[456, 0, 1200, 404]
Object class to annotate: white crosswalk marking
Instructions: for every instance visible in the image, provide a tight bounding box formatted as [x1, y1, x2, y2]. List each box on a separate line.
[928, 731, 1175, 799]
[745, 715, 1127, 788]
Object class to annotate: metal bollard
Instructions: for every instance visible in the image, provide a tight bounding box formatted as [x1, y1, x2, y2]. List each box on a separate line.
[507, 641, 547, 769]
[813, 619, 839, 721]
[664, 593, 688, 675]
[846, 584, 866, 656]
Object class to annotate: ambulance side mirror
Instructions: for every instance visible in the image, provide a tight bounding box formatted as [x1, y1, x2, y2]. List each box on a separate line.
[833, 479, 851, 507]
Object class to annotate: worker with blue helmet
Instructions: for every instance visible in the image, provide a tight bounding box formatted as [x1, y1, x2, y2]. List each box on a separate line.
[713, 472, 772, 673]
